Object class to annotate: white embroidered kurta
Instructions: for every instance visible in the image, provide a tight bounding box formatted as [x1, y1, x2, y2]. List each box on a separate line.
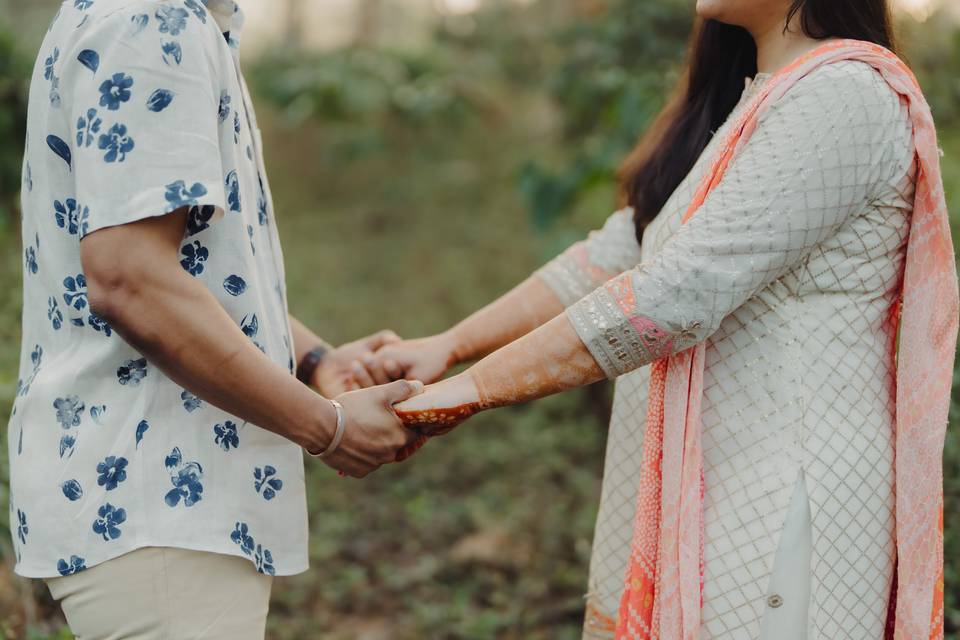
[538, 60, 915, 638]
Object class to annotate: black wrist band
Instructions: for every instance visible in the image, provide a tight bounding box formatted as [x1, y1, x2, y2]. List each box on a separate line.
[296, 344, 330, 385]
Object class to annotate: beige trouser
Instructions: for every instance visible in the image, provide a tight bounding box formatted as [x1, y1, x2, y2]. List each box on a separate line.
[45, 547, 273, 640]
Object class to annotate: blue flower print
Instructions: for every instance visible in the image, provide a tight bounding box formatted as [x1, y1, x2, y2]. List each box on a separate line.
[162, 41, 182, 66]
[57, 555, 86, 576]
[90, 404, 106, 424]
[74, 0, 94, 9]
[186, 204, 216, 236]
[155, 6, 189, 36]
[98, 123, 135, 163]
[24, 246, 38, 274]
[213, 420, 239, 451]
[62, 479, 83, 501]
[135, 419, 149, 446]
[98, 73, 133, 111]
[226, 170, 241, 212]
[131, 13, 149, 35]
[117, 357, 148, 386]
[231, 522, 254, 555]
[63, 274, 87, 310]
[247, 224, 256, 255]
[88, 311, 112, 336]
[17, 345, 43, 397]
[60, 434, 77, 459]
[223, 275, 246, 296]
[217, 91, 231, 124]
[254, 466, 282, 501]
[96, 455, 128, 491]
[79, 205, 91, 237]
[92, 503, 126, 541]
[146, 88, 174, 112]
[54, 198, 81, 234]
[240, 314, 258, 339]
[77, 49, 99, 73]
[76, 108, 102, 147]
[24, 162, 33, 192]
[181, 389, 202, 412]
[47, 135, 71, 169]
[233, 111, 241, 143]
[16, 509, 27, 544]
[256, 176, 268, 226]
[163, 447, 204, 507]
[43, 47, 59, 81]
[53, 395, 85, 429]
[43, 47, 61, 107]
[165, 180, 207, 211]
[184, 0, 206, 22]
[255, 544, 275, 576]
[180, 241, 209, 276]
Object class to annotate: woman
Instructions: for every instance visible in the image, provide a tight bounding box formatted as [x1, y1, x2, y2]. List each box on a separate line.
[361, 0, 958, 637]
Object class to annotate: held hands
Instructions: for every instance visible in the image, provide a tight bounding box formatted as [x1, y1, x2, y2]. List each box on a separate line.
[359, 332, 461, 384]
[310, 330, 480, 469]
[314, 379, 425, 478]
[392, 373, 483, 461]
[311, 330, 403, 397]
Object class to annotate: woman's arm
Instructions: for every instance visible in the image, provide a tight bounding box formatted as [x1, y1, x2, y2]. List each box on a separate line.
[395, 61, 910, 435]
[369, 209, 643, 383]
[394, 314, 602, 434]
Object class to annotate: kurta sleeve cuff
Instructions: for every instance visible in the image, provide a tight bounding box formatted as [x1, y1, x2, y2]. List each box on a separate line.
[566, 285, 652, 379]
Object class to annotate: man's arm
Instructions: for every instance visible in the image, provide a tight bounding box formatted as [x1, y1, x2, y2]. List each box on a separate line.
[289, 315, 402, 395]
[82, 210, 420, 477]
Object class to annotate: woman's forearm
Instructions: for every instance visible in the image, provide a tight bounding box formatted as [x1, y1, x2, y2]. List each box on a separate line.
[395, 313, 604, 434]
[470, 313, 604, 407]
[446, 275, 565, 365]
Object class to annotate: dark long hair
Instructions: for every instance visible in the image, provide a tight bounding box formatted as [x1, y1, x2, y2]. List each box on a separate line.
[622, 0, 897, 243]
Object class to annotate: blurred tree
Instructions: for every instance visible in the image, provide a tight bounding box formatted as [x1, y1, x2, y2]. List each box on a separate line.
[283, 0, 306, 49]
[355, 0, 383, 47]
[515, 0, 691, 230]
[0, 22, 30, 229]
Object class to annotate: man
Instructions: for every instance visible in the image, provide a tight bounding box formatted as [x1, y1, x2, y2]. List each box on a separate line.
[8, 0, 419, 637]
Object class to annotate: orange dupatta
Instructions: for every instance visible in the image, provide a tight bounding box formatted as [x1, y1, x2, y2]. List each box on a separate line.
[615, 40, 958, 640]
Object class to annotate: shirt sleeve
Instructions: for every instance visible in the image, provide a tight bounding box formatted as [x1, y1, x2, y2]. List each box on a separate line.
[566, 61, 912, 378]
[67, 3, 227, 238]
[536, 208, 644, 306]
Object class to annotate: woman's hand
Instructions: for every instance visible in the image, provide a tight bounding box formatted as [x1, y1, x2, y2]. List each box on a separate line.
[363, 332, 461, 385]
[312, 330, 402, 396]
[392, 373, 483, 461]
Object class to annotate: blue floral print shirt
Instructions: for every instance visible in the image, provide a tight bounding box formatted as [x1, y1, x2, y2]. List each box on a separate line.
[9, 0, 308, 579]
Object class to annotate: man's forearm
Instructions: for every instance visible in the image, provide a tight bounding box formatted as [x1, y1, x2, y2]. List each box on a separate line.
[289, 315, 331, 365]
[88, 260, 335, 451]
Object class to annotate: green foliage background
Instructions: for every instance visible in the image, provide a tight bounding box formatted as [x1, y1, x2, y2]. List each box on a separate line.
[0, 1, 958, 638]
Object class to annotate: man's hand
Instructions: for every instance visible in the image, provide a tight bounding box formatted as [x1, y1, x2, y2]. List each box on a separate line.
[361, 332, 460, 385]
[319, 379, 424, 477]
[312, 330, 402, 396]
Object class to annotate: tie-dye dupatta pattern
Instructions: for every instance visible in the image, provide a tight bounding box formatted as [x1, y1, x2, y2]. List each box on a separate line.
[615, 40, 958, 640]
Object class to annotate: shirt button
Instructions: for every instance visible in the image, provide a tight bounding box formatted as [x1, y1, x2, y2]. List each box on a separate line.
[767, 594, 784, 609]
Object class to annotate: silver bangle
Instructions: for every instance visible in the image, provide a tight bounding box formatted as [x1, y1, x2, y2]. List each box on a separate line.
[310, 399, 345, 459]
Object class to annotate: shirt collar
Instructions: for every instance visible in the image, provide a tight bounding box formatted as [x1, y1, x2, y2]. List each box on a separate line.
[201, 0, 244, 50]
